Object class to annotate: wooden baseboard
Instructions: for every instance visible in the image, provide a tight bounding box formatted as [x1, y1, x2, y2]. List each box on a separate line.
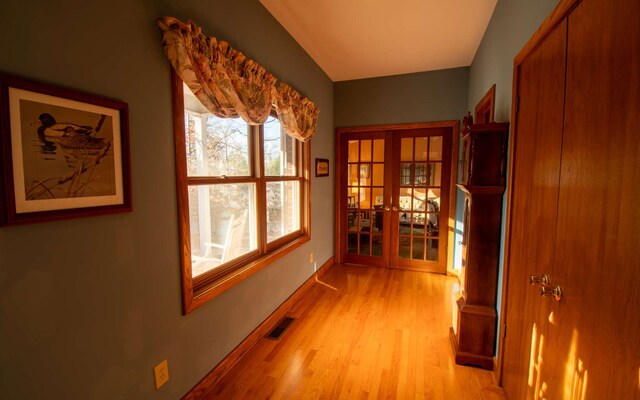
[182, 257, 336, 400]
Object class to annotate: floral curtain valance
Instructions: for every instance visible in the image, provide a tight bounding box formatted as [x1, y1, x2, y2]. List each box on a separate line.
[158, 16, 319, 142]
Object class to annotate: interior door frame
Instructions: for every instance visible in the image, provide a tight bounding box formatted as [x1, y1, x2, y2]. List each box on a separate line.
[496, 0, 580, 386]
[335, 121, 459, 273]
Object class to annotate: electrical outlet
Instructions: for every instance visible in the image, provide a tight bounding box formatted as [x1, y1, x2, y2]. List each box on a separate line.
[309, 253, 314, 264]
[153, 359, 169, 389]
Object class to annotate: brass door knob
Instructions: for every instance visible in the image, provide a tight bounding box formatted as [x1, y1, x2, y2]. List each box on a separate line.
[540, 284, 562, 301]
[392, 206, 399, 211]
[529, 274, 549, 286]
[384, 206, 390, 211]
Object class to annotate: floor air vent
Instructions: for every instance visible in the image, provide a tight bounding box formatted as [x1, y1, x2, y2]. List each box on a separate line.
[266, 316, 295, 340]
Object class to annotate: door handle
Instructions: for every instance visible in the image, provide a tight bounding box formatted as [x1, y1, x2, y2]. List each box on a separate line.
[540, 284, 562, 301]
[392, 206, 399, 211]
[529, 274, 549, 286]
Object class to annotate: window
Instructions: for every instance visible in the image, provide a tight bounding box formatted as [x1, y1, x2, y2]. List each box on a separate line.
[172, 75, 310, 313]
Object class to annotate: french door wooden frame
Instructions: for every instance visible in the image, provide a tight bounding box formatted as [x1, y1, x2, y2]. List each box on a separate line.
[335, 121, 459, 274]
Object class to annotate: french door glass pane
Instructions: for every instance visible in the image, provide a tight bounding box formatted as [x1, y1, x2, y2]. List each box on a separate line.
[372, 188, 384, 208]
[360, 140, 372, 162]
[399, 236, 410, 259]
[412, 213, 425, 235]
[359, 163, 372, 186]
[372, 235, 383, 256]
[358, 188, 372, 209]
[264, 117, 296, 176]
[184, 113, 249, 177]
[348, 163, 358, 184]
[348, 141, 359, 162]
[188, 183, 257, 277]
[359, 233, 370, 255]
[401, 138, 413, 161]
[415, 137, 428, 161]
[400, 163, 412, 185]
[412, 237, 425, 260]
[426, 239, 439, 261]
[427, 189, 441, 210]
[372, 164, 384, 186]
[429, 162, 442, 186]
[414, 163, 427, 185]
[426, 213, 439, 237]
[266, 181, 300, 242]
[399, 187, 412, 211]
[347, 232, 358, 254]
[373, 139, 385, 162]
[429, 136, 443, 160]
[412, 188, 427, 211]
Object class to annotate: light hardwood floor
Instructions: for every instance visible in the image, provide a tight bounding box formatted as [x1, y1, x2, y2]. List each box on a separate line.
[204, 265, 502, 399]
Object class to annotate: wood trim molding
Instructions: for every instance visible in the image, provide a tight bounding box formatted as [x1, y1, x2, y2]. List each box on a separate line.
[446, 121, 459, 275]
[182, 257, 336, 400]
[514, 0, 580, 65]
[337, 120, 459, 133]
[495, 0, 581, 387]
[474, 84, 496, 123]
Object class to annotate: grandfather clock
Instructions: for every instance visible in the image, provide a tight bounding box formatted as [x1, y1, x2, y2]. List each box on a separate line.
[449, 117, 509, 370]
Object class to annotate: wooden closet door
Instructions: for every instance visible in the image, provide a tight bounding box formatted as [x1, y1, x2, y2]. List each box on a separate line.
[538, 0, 640, 397]
[501, 20, 567, 399]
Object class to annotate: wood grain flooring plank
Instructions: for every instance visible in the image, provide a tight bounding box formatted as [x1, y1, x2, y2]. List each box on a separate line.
[203, 265, 496, 399]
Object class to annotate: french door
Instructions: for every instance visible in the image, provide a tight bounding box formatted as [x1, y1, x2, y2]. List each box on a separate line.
[336, 124, 454, 273]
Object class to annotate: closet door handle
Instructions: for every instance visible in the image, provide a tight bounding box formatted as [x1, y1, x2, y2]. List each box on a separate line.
[540, 284, 562, 301]
[384, 206, 390, 211]
[392, 206, 399, 211]
[529, 274, 549, 286]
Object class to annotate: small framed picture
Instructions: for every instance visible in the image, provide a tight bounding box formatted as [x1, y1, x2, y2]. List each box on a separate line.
[0, 73, 132, 226]
[315, 158, 329, 177]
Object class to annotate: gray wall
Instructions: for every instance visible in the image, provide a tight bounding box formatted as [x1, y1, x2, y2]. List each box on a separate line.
[466, 0, 560, 354]
[0, 0, 333, 399]
[334, 67, 470, 128]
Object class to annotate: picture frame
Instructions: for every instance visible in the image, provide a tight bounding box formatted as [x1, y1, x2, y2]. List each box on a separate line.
[315, 158, 329, 177]
[0, 73, 132, 226]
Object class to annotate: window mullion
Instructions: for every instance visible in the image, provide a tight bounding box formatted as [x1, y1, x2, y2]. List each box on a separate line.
[256, 124, 267, 254]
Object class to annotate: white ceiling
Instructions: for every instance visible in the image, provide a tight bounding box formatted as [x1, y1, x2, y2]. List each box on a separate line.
[260, 0, 498, 82]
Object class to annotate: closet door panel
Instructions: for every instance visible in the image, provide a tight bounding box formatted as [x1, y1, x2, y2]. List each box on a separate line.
[544, 0, 640, 397]
[501, 20, 567, 399]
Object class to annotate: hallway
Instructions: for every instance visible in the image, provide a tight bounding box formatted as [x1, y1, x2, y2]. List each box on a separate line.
[205, 265, 501, 399]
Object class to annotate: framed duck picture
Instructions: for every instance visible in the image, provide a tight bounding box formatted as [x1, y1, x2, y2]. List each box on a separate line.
[0, 73, 131, 226]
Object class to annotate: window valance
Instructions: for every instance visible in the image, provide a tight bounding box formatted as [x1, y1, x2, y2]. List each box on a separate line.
[158, 16, 319, 142]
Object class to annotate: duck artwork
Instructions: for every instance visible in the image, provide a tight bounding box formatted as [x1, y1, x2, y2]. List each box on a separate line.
[25, 112, 113, 200]
[32, 113, 110, 156]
